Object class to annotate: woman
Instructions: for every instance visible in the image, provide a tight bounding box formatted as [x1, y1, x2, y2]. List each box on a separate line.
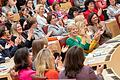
[36, 4, 47, 28]
[19, 7, 31, 28]
[0, 24, 19, 63]
[25, 0, 35, 17]
[66, 23, 90, 50]
[2, 0, 18, 14]
[84, 0, 104, 21]
[34, 48, 59, 79]
[106, 0, 120, 19]
[52, 2, 64, 18]
[87, 12, 112, 45]
[12, 22, 33, 48]
[14, 47, 36, 80]
[47, 13, 67, 36]
[59, 46, 104, 80]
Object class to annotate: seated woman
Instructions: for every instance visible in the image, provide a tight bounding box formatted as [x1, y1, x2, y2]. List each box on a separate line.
[12, 22, 33, 48]
[14, 47, 36, 80]
[2, 0, 18, 14]
[36, 4, 47, 28]
[34, 48, 59, 79]
[52, 2, 66, 18]
[84, 0, 104, 21]
[47, 13, 67, 36]
[59, 46, 104, 80]
[66, 23, 101, 53]
[25, 0, 35, 17]
[66, 23, 90, 51]
[0, 24, 20, 63]
[87, 12, 112, 45]
[106, 0, 120, 19]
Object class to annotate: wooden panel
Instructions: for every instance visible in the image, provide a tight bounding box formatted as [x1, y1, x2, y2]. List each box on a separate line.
[105, 19, 120, 37]
[115, 14, 120, 29]
[60, 2, 72, 10]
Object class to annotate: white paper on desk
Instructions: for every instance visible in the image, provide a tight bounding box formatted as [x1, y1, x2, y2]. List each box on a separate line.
[0, 66, 8, 72]
[85, 53, 93, 58]
[87, 59, 95, 64]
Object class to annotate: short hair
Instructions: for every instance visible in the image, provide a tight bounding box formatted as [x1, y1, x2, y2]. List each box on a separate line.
[52, 1, 60, 11]
[87, 12, 100, 26]
[46, 12, 57, 24]
[68, 6, 79, 19]
[84, 0, 95, 10]
[14, 47, 30, 71]
[0, 24, 6, 37]
[64, 46, 85, 78]
[67, 23, 77, 33]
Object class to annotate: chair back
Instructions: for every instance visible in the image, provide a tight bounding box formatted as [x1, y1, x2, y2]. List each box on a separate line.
[115, 13, 120, 29]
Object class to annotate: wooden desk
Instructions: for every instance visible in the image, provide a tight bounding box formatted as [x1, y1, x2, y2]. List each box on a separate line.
[0, 58, 14, 80]
[84, 35, 120, 79]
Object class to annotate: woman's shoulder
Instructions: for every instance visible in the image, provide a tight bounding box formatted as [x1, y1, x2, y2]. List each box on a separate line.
[19, 68, 36, 75]
[45, 69, 58, 79]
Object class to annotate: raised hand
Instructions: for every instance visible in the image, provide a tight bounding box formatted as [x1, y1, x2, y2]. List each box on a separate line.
[61, 45, 69, 53]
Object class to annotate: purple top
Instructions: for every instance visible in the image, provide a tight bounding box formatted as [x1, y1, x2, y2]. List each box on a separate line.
[59, 66, 101, 80]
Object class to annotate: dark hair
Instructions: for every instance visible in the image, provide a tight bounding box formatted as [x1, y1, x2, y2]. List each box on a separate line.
[46, 12, 56, 24]
[14, 47, 30, 71]
[68, 6, 79, 19]
[25, 0, 34, 7]
[84, 0, 95, 10]
[87, 12, 100, 26]
[64, 46, 85, 78]
[106, 0, 117, 7]
[52, 1, 61, 11]
[0, 24, 6, 37]
[2, 0, 8, 6]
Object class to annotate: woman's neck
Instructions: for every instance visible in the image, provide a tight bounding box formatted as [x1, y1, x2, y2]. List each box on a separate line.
[39, 13, 44, 17]
[89, 8, 94, 11]
[71, 35, 76, 39]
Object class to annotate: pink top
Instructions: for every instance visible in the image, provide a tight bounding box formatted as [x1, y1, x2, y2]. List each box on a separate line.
[95, 0, 107, 9]
[18, 69, 36, 80]
[48, 0, 62, 5]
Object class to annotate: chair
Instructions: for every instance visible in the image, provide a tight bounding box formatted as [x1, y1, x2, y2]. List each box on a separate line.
[60, 2, 72, 11]
[59, 36, 69, 48]
[105, 19, 120, 37]
[115, 13, 120, 29]
[42, 26, 48, 35]
[32, 75, 47, 80]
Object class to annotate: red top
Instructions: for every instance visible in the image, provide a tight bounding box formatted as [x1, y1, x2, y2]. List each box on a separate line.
[45, 69, 59, 79]
[83, 9, 104, 21]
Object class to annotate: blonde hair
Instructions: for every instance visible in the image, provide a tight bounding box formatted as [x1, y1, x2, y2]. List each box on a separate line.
[74, 15, 85, 23]
[11, 22, 20, 36]
[67, 23, 78, 32]
[34, 48, 54, 77]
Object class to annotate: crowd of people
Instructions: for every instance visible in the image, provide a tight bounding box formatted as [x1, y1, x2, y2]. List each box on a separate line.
[0, 0, 120, 80]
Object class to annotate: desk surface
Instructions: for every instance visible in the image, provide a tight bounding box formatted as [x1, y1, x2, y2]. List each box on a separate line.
[84, 35, 120, 79]
[0, 58, 14, 79]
